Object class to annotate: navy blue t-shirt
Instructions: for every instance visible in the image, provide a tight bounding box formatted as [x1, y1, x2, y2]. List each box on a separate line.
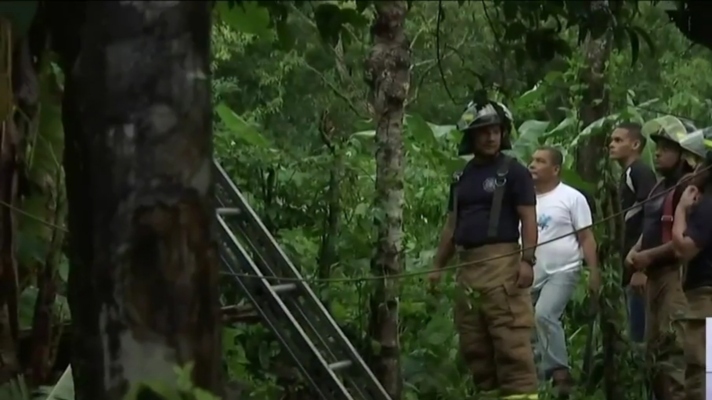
[447, 154, 536, 248]
[683, 194, 712, 291]
[640, 178, 684, 268]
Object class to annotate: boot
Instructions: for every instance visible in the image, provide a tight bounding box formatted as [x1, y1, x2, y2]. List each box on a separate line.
[551, 368, 574, 399]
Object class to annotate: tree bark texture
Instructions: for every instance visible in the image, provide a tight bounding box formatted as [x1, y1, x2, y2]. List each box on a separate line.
[68, 2, 221, 399]
[576, 0, 612, 182]
[364, 2, 410, 399]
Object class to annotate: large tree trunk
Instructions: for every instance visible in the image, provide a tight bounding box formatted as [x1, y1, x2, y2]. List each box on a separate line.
[576, 2, 626, 400]
[67, 3, 222, 399]
[364, 2, 410, 399]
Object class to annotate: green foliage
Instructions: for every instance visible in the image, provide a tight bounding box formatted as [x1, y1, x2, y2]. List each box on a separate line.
[124, 364, 220, 400]
[209, 2, 712, 399]
[12, 1, 712, 399]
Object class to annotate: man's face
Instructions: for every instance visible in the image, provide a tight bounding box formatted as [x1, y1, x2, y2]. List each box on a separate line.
[471, 125, 502, 156]
[609, 128, 637, 160]
[528, 149, 559, 182]
[654, 139, 681, 172]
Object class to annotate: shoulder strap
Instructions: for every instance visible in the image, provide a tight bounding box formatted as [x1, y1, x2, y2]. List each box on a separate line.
[661, 190, 675, 243]
[487, 156, 512, 238]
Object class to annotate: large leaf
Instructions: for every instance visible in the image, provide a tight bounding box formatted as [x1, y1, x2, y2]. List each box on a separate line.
[517, 120, 550, 145]
[41, 366, 74, 400]
[216, 103, 271, 148]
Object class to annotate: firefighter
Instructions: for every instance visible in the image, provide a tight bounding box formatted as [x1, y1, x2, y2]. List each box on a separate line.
[428, 98, 539, 399]
[671, 127, 712, 400]
[625, 116, 696, 400]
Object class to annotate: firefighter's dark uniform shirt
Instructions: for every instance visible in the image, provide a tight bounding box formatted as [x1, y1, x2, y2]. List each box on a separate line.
[683, 194, 712, 291]
[640, 177, 684, 269]
[620, 160, 657, 284]
[447, 155, 536, 248]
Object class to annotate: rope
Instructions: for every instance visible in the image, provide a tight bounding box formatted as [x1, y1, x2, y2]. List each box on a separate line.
[3, 164, 709, 284]
[225, 163, 711, 283]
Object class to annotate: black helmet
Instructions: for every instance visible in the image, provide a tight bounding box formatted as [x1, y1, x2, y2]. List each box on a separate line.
[456, 100, 514, 155]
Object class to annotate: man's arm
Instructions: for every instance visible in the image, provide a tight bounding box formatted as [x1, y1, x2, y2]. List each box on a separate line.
[434, 213, 456, 269]
[673, 197, 712, 261]
[512, 164, 537, 260]
[434, 184, 457, 269]
[631, 162, 657, 202]
[572, 192, 598, 269]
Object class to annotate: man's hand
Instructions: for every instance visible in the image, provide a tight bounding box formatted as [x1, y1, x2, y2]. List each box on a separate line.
[629, 271, 647, 295]
[631, 250, 653, 271]
[625, 249, 637, 269]
[588, 267, 602, 296]
[516, 261, 534, 288]
[679, 185, 700, 210]
[427, 269, 443, 288]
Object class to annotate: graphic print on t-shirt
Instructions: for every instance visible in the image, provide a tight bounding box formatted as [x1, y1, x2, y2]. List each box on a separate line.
[537, 214, 552, 231]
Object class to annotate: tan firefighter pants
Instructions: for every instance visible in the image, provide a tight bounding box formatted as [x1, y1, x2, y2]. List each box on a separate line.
[453, 243, 538, 399]
[645, 266, 688, 400]
[683, 287, 712, 400]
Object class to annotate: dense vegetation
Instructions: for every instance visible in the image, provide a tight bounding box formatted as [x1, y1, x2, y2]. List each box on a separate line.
[2, 1, 712, 400]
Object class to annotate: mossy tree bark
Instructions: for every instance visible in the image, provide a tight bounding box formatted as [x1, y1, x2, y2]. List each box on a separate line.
[66, 3, 222, 399]
[365, 1, 410, 398]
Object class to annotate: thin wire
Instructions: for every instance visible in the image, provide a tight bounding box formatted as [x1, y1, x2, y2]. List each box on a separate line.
[223, 163, 712, 283]
[4, 164, 708, 284]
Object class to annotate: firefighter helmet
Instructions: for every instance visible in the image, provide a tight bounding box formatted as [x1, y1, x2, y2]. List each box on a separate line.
[679, 126, 712, 167]
[643, 115, 695, 146]
[456, 100, 514, 155]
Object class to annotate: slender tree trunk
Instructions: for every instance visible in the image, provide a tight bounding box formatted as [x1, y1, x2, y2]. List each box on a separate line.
[576, 2, 612, 181]
[365, 2, 410, 399]
[576, 2, 626, 399]
[67, 3, 221, 399]
[317, 110, 342, 281]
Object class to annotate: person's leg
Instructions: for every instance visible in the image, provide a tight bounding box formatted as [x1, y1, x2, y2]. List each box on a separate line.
[627, 285, 647, 343]
[454, 288, 499, 396]
[533, 269, 579, 386]
[647, 267, 687, 400]
[479, 244, 537, 399]
[683, 287, 712, 400]
[530, 267, 548, 380]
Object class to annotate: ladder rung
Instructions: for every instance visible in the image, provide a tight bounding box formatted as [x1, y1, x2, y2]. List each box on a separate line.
[271, 283, 297, 294]
[328, 360, 352, 371]
[217, 207, 241, 216]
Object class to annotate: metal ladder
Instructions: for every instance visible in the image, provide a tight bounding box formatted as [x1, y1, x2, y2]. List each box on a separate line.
[213, 160, 392, 400]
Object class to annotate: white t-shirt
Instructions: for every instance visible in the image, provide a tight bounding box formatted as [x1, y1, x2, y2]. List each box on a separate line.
[534, 183, 592, 274]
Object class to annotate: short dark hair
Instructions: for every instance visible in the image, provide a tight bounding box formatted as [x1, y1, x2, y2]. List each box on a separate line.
[538, 146, 564, 167]
[616, 122, 647, 151]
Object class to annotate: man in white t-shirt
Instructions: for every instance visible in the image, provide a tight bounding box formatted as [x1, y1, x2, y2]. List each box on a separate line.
[527, 147, 601, 396]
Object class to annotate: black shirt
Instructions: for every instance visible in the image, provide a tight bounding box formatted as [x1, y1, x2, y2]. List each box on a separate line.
[619, 160, 657, 284]
[447, 154, 536, 248]
[683, 194, 712, 291]
[640, 177, 684, 269]
[621, 160, 657, 252]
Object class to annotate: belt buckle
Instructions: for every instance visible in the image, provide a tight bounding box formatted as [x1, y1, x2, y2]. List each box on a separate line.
[661, 216, 674, 222]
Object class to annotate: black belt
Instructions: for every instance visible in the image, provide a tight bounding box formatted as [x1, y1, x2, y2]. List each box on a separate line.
[454, 240, 518, 250]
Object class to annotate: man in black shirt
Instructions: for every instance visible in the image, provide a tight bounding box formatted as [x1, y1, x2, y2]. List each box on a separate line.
[609, 122, 658, 344]
[429, 98, 538, 399]
[625, 116, 696, 400]
[672, 128, 712, 400]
